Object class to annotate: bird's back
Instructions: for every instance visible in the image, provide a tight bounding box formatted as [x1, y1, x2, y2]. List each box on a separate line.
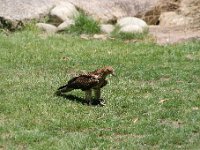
[67, 74, 99, 91]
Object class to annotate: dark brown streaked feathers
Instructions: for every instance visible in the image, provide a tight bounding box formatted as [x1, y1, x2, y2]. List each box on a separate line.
[64, 74, 99, 91]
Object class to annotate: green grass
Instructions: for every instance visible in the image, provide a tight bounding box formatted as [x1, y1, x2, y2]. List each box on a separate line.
[0, 28, 200, 149]
[66, 12, 100, 35]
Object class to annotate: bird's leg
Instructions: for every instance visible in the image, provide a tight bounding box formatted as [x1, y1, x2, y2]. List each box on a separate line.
[85, 90, 92, 105]
[94, 88, 101, 99]
[94, 89, 105, 106]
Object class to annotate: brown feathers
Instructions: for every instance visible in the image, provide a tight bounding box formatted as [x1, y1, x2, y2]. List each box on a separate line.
[61, 74, 99, 91]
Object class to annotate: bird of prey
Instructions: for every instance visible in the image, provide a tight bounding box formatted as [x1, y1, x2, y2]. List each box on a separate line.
[56, 66, 115, 105]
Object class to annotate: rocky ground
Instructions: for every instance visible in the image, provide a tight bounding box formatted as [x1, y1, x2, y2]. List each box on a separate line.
[0, 0, 199, 44]
[149, 26, 200, 44]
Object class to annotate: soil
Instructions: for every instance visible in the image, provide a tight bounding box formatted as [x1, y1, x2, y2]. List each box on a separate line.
[149, 25, 200, 44]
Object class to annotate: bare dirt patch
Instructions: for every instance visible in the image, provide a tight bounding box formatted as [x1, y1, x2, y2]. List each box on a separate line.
[149, 25, 200, 44]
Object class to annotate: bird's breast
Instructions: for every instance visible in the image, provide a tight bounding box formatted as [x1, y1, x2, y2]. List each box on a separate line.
[93, 79, 107, 89]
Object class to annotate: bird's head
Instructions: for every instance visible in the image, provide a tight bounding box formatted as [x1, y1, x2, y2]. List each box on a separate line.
[101, 66, 115, 77]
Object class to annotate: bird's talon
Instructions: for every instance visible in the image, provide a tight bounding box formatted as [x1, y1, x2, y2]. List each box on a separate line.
[99, 101, 106, 106]
[98, 99, 106, 106]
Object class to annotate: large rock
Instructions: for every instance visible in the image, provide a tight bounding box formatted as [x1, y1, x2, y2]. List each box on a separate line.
[117, 17, 148, 29]
[157, 0, 199, 28]
[137, 0, 181, 25]
[0, 0, 65, 30]
[159, 12, 193, 26]
[68, 0, 160, 23]
[50, 1, 78, 25]
[179, 0, 200, 29]
[117, 17, 148, 33]
[140, 0, 200, 29]
[0, 0, 160, 30]
[1, 0, 199, 31]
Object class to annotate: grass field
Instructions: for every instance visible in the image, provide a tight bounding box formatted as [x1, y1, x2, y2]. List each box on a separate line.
[0, 29, 200, 149]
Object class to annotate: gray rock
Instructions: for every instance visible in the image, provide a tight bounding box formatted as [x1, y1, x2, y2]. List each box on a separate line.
[100, 24, 115, 34]
[50, 1, 78, 24]
[0, 0, 65, 30]
[57, 19, 75, 31]
[36, 23, 58, 33]
[144, 0, 200, 28]
[117, 17, 148, 34]
[80, 34, 90, 40]
[2, 0, 199, 31]
[0, 0, 159, 30]
[68, 0, 160, 23]
[93, 34, 108, 40]
[117, 17, 148, 29]
[149, 25, 200, 45]
[159, 12, 193, 27]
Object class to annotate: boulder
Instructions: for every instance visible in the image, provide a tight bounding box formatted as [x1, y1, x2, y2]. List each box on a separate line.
[179, 0, 200, 29]
[117, 17, 148, 33]
[0, 0, 160, 30]
[50, 1, 78, 25]
[36, 23, 57, 33]
[57, 19, 75, 31]
[0, 0, 65, 30]
[100, 24, 115, 34]
[1, 0, 199, 31]
[159, 12, 193, 26]
[68, 0, 160, 23]
[138, 0, 181, 25]
[117, 17, 148, 29]
[141, 0, 200, 29]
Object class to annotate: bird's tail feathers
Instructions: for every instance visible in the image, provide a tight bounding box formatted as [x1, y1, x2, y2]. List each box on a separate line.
[57, 84, 73, 93]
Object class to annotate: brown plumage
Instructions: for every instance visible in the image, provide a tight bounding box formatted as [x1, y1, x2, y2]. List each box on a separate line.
[57, 66, 115, 105]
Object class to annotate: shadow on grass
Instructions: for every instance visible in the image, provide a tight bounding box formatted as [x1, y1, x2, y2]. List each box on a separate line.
[55, 92, 102, 106]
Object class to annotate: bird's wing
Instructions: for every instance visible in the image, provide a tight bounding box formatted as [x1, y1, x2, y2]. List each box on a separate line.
[67, 75, 99, 90]
[100, 79, 108, 88]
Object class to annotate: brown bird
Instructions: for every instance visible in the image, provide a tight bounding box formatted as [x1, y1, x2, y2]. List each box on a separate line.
[56, 66, 115, 105]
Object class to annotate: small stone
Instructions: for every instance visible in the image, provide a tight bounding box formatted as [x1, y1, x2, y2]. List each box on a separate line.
[57, 19, 75, 31]
[93, 34, 108, 40]
[36, 23, 57, 33]
[80, 34, 90, 40]
[100, 24, 115, 34]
